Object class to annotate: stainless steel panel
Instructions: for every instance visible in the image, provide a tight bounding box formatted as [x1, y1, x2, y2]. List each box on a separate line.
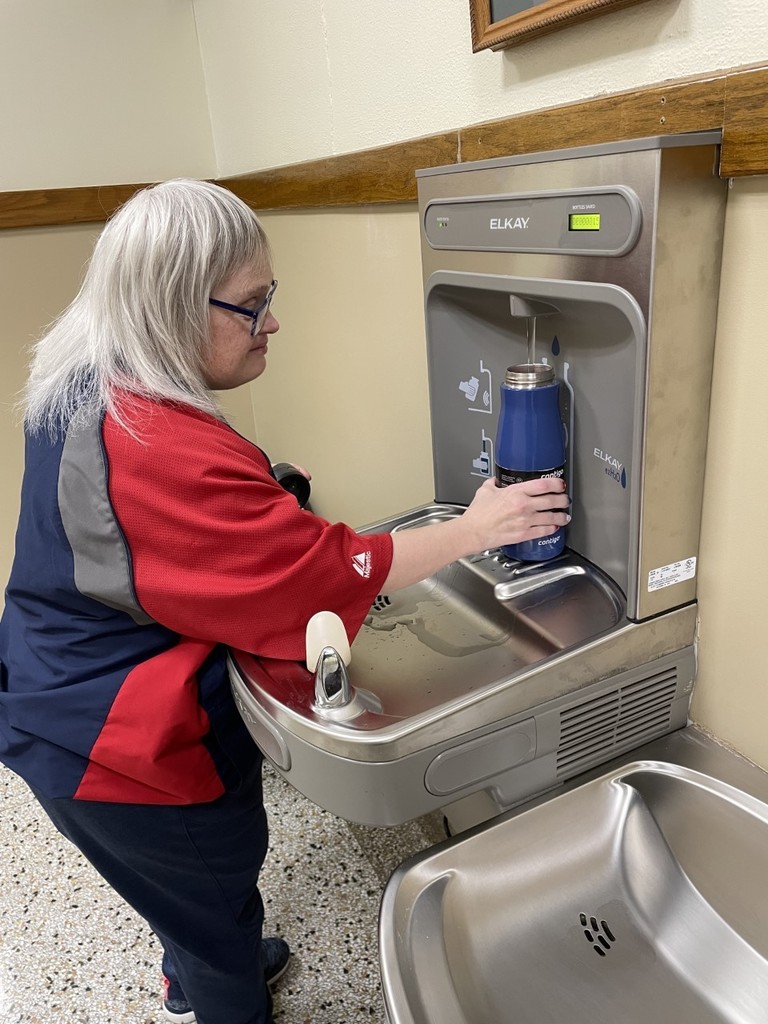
[423, 273, 646, 606]
[635, 143, 727, 618]
[417, 145, 661, 317]
[416, 137, 727, 621]
[229, 646, 694, 825]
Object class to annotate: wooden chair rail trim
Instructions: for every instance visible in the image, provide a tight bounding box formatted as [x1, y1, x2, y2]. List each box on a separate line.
[1, 62, 766, 231]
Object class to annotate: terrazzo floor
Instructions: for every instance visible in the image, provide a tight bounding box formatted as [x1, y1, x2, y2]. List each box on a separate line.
[0, 761, 446, 1024]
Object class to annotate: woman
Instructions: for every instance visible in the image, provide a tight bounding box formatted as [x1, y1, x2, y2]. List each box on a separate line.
[0, 180, 570, 1024]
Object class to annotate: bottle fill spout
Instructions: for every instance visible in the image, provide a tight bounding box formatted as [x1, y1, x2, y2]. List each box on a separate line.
[508, 296, 560, 319]
[509, 296, 559, 363]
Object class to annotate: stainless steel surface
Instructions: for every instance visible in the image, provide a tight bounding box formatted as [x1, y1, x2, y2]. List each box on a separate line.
[361, 508, 620, 725]
[380, 728, 768, 1024]
[389, 506, 464, 532]
[508, 296, 559, 318]
[422, 271, 645, 603]
[417, 137, 727, 620]
[313, 647, 351, 707]
[311, 646, 383, 722]
[312, 646, 353, 712]
[415, 132, 724, 178]
[509, 296, 559, 364]
[357, 551, 621, 722]
[232, 638, 694, 825]
[637, 146, 725, 619]
[493, 563, 585, 600]
[503, 362, 554, 386]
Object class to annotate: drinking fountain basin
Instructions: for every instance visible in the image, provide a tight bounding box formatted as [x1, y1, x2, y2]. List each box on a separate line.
[230, 504, 699, 825]
[379, 728, 768, 1024]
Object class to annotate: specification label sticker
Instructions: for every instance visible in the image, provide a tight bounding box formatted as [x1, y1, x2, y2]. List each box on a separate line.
[648, 557, 697, 592]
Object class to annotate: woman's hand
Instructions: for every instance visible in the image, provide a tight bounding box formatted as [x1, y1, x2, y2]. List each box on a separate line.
[381, 477, 570, 594]
[460, 476, 570, 553]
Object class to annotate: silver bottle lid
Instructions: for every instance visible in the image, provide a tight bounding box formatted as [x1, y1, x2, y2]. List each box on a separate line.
[504, 363, 555, 387]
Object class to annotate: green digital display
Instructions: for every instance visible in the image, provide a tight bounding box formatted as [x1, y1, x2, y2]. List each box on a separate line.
[569, 213, 601, 231]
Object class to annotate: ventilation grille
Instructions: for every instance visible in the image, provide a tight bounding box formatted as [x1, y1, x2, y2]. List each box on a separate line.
[556, 667, 679, 778]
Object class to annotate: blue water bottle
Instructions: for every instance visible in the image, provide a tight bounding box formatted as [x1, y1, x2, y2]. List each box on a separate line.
[495, 363, 566, 561]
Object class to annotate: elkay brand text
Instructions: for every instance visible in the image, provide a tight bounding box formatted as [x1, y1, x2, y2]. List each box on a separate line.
[489, 217, 530, 230]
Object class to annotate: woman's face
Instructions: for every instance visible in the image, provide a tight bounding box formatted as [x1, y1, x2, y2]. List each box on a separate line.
[204, 262, 279, 390]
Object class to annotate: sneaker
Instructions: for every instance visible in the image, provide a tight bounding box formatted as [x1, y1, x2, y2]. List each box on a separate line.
[161, 936, 291, 1022]
[261, 935, 291, 987]
[162, 973, 196, 1023]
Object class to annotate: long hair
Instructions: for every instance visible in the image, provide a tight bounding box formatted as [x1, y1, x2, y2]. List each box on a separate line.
[23, 179, 272, 435]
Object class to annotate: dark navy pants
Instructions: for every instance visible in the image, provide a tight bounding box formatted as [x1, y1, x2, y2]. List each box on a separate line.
[32, 753, 272, 1024]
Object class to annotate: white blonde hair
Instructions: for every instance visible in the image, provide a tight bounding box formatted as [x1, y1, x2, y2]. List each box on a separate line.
[24, 179, 272, 435]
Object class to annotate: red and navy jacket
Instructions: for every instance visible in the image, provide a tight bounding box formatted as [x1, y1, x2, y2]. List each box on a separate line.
[0, 396, 392, 804]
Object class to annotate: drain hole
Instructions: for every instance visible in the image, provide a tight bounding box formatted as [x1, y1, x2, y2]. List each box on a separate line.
[372, 595, 392, 612]
[579, 912, 616, 956]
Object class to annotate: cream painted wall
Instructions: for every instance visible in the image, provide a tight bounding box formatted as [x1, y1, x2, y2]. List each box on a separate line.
[0, 225, 100, 588]
[192, 0, 334, 176]
[194, 0, 768, 176]
[0, 0, 215, 189]
[692, 177, 768, 763]
[254, 206, 433, 527]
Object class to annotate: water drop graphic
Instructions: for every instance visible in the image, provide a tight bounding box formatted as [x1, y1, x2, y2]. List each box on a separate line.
[551, 336, 561, 356]
[621, 467, 627, 488]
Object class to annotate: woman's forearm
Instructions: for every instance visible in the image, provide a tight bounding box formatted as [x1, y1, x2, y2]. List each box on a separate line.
[382, 516, 479, 593]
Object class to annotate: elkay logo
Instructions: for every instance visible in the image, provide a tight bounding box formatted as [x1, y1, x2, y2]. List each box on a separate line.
[594, 447, 627, 488]
[489, 216, 530, 230]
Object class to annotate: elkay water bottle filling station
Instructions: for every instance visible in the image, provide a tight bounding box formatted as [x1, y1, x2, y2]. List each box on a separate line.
[229, 132, 727, 829]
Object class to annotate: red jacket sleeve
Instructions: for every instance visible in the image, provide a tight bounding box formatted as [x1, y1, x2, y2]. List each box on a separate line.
[102, 400, 393, 660]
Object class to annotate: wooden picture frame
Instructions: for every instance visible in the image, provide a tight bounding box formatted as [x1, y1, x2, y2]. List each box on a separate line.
[469, 0, 655, 51]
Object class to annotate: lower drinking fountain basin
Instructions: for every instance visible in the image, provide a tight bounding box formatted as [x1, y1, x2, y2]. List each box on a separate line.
[379, 728, 768, 1024]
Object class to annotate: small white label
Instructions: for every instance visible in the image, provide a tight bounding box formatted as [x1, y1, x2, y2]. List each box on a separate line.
[648, 557, 697, 592]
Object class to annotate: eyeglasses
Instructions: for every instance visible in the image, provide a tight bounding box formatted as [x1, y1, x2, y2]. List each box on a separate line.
[209, 279, 278, 336]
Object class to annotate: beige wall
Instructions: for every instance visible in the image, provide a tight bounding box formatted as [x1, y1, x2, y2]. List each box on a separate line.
[692, 177, 768, 762]
[6, 0, 764, 188]
[193, 0, 768, 176]
[0, 225, 100, 585]
[252, 207, 433, 527]
[0, 0, 214, 189]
